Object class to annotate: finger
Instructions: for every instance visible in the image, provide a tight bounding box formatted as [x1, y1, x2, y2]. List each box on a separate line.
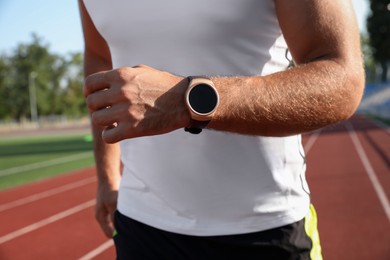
[107, 202, 117, 225]
[91, 108, 117, 126]
[96, 209, 114, 238]
[84, 70, 110, 97]
[101, 218, 114, 238]
[85, 89, 112, 112]
[102, 122, 131, 144]
[90, 101, 128, 126]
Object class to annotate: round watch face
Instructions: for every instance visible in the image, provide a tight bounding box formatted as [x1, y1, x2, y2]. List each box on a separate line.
[188, 83, 218, 114]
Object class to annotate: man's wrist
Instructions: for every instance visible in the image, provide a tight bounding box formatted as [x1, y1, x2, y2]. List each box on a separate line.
[184, 76, 220, 134]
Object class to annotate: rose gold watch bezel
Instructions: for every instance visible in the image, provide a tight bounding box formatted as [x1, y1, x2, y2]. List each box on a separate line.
[185, 77, 219, 121]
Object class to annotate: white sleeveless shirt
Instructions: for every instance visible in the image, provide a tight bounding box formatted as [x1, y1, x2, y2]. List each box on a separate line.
[84, 0, 311, 236]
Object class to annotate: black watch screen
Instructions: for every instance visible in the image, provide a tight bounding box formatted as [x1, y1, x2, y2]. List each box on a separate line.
[188, 83, 218, 114]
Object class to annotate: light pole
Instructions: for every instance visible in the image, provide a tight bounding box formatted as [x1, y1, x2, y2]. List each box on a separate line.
[28, 71, 38, 124]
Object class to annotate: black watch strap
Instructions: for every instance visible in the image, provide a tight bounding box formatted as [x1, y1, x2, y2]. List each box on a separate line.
[184, 119, 210, 134]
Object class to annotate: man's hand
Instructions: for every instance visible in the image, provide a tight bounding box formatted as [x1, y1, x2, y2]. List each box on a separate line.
[84, 65, 189, 143]
[95, 182, 119, 238]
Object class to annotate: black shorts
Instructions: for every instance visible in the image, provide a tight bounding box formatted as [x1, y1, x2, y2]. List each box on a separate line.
[113, 206, 322, 260]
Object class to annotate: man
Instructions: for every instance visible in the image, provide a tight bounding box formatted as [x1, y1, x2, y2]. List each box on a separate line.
[79, 0, 364, 259]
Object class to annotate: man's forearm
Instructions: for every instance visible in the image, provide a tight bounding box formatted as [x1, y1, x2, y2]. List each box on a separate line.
[209, 57, 364, 136]
[91, 124, 121, 187]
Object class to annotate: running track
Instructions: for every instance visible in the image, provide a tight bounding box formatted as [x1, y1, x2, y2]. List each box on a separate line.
[0, 115, 389, 259]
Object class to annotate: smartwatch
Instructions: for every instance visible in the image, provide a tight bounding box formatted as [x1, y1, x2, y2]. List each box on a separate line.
[184, 76, 219, 134]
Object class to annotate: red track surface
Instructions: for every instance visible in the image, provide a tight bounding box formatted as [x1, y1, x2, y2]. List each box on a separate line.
[0, 116, 389, 259]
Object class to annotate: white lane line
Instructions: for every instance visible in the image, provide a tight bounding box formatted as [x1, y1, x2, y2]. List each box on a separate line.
[346, 122, 390, 223]
[303, 130, 322, 154]
[0, 199, 95, 245]
[78, 240, 114, 260]
[0, 152, 92, 177]
[0, 177, 96, 213]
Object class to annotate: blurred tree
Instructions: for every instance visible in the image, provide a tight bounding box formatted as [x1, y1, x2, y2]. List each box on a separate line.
[367, 0, 390, 82]
[62, 52, 87, 117]
[0, 34, 88, 122]
[4, 34, 63, 120]
[361, 34, 377, 83]
[0, 56, 10, 119]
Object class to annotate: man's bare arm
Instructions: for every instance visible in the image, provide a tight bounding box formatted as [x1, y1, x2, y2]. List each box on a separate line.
[208, 0, 364, 136]
[78, 0, 121, 237]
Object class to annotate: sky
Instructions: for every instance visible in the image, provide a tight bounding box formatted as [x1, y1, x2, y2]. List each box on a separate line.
[0, 0, 370, 56]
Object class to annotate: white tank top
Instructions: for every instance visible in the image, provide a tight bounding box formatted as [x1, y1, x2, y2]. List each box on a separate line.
[84, 0, 311, 236]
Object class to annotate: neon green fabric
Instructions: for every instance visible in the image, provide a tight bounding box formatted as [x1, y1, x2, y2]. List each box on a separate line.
[304, 204, 323, 260]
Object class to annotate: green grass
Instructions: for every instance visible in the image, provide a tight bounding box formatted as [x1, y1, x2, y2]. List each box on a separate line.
[0, 134, 95, 190]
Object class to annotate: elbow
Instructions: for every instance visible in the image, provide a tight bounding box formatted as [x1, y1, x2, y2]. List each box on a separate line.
[336, 63, 365, 122]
